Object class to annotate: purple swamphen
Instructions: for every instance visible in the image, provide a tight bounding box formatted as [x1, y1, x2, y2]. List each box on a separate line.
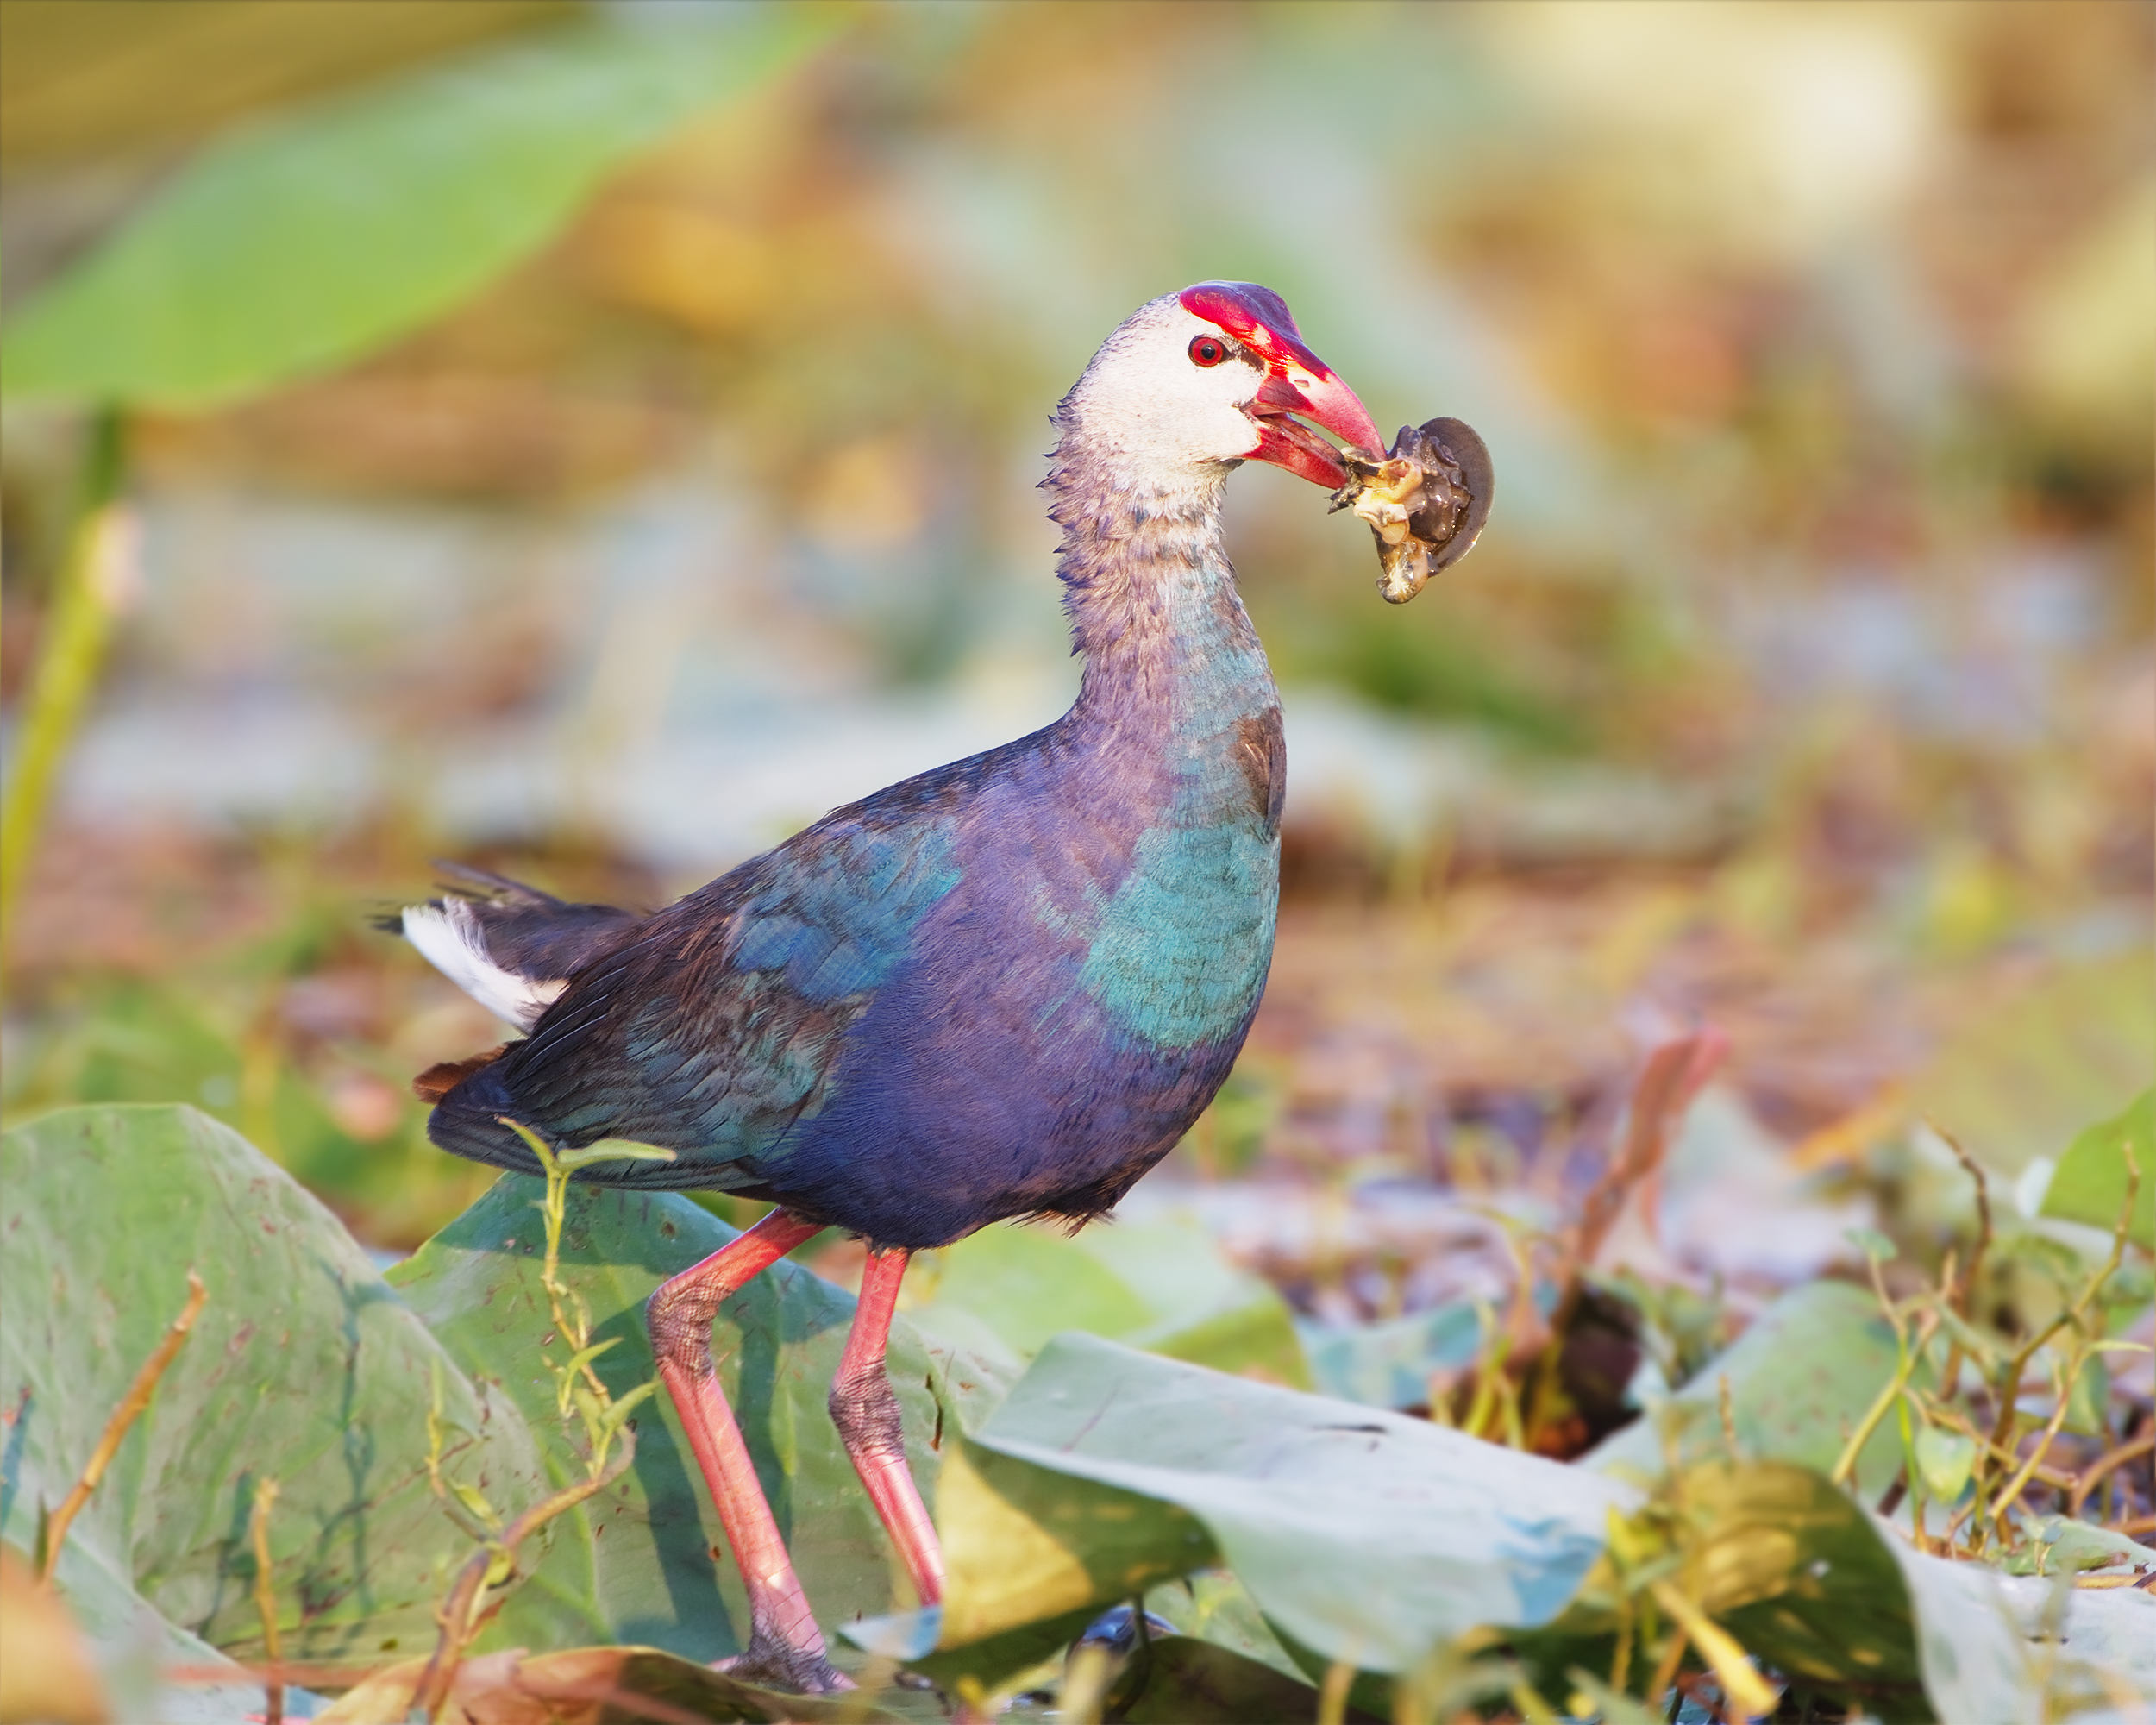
[392, 283, 1383, 1691]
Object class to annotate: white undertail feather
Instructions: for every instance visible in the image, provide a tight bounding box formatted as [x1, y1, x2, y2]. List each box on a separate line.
[401, 899, 566, 1032]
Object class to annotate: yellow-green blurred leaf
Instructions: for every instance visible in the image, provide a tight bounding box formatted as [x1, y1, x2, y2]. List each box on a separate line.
[2040, 1088, 2154, 1240]
[1912, 952, 2155, 1176]
[1, 9, 840, 407]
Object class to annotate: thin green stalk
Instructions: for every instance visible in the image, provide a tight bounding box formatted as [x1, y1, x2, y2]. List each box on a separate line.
[249, 1477, 283, 1725]
[1830, 1309, 1936, 1489]
[1978, 1151, 2140, 1527]
[1896, 1379, 1926, 1552]
[1, 407, 128, 964]
[1989, 1355, 2078, 1529]
[409, 1123, 672, 1721]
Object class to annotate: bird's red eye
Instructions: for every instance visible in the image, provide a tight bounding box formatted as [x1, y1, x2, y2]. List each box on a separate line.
[1188, 335, 1228, 367]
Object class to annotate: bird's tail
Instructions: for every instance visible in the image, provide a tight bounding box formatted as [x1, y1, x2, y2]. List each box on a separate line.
[387, 862, 643, 1033]
[419, 1054, 553, 1176]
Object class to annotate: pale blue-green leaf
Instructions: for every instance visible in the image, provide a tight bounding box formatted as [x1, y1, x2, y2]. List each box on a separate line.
[906, 1216, 1310, 1388]
[0, 1104, 548, 1664]
[943, 1333, 1627, 1672]
[1585, 1281, 1915, 1499]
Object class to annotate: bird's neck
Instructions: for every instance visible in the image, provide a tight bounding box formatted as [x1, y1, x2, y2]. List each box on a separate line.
[1044, 448, 1276, 745]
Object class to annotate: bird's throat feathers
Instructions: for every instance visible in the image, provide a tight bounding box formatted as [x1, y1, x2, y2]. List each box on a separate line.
[1044, 443, 1274, 742]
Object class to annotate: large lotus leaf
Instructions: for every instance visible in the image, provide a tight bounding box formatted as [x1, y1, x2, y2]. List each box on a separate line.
[0, 1104, 546, 1665]
[1585, 1281, 1913, 1499]
[904, 1216, 1310, 1388]
[2040, 1088, 2154, 1239]
[937, 1333, 1626, 1672]
[0, 9, 838, 407]
[385, 1176, 1011, 1663]
[1887, 1543, 2156, 1725]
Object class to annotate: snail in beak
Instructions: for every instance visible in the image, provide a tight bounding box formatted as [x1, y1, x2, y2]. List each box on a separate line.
[1330, 417, 1495, 604]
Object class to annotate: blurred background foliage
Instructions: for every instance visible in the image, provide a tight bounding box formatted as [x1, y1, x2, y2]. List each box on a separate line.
[0, 0, 2148, 1287]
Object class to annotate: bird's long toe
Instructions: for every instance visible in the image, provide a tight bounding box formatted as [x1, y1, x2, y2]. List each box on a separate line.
[718, 1638, 856, 1696]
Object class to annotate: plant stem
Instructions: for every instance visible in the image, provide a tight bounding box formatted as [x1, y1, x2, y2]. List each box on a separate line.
[2071, 1432, 2156, 1521]
[1830, 1310, 1935, 1489]
[1645, 1583, 1776, 1721]
[411, 1439, 636, 1723]
[40, 1269, 205, 1582]
[1929, 1123, 1991, 1321]
[1980, 1151, 2139, 1527]
[1644, 1623, 1689, 1711]
[1, 406, 129, 969]
[1315, 1658, 1354, 1725]
[249, 1477, 283, 1725]
[1989, 1357, 2080, 1527]
[1608, 1593, 1634, 1694]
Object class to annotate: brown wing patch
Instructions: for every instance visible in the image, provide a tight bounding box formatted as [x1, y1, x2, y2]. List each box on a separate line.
[1233, 706, 1286, 830]
[413, 1044, 507, 1103]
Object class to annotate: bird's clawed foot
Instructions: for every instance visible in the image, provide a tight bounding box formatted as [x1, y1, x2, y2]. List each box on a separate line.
[718, 1636, 856, 1696]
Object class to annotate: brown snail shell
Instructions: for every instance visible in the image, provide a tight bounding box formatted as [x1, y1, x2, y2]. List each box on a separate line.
[1330, 417, 1495, 604]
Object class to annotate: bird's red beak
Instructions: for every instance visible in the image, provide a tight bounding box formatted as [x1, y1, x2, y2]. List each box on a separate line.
[1180, 281, 1382, 488]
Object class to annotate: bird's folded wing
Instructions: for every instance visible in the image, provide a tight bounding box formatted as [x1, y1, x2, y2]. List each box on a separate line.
[468, 811, 967, 1175]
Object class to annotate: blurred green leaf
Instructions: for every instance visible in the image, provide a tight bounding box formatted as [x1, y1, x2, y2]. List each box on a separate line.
[1585, 1282, 1915, 1500]
[1117, 1634, 1332, 1724]
[0, 1104, 548, 1663]
[1912, 1427, 1976, 1504]
[937, 1334, 1625, 1671]
[0, 9, 840, 407]
[906, 1217, 1310, 1389]
[1312, 605, 1585, 753]
[1552, 1458, 2156, 1722]
[1845, 1225, 1898, 1262]
[1144, 1569, 1310, 1684]
[1563, 1670, 1671, 1725]
[1528, 1463, 1923, 1719]
[1683, 1462, 1920, 1696]
[2002, 1517, 2156, 1578]
[2040, 1087, 2153, 1240]
[387, 1175, 1011, 1662]
[1913, 952, 2156, 1177]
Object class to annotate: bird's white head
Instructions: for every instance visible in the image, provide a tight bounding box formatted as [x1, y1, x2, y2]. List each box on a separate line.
[1057, 282, 1382, 492]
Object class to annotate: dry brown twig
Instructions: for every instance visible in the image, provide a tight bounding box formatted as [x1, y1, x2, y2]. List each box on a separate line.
[408, 1459, 638, 1720]
[38, 1269, 207, 1583]
[1927, 1121, 1993, 1413]
[1510, 1031, 1726, 1449]
[1564, 1029, 1729, 1293]
[2072, 1432, 2155, 1522]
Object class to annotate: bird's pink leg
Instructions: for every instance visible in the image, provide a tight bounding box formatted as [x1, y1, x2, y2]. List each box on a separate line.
[645, 1208, 849, 1694]
[828, 1248, 945, 1607]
